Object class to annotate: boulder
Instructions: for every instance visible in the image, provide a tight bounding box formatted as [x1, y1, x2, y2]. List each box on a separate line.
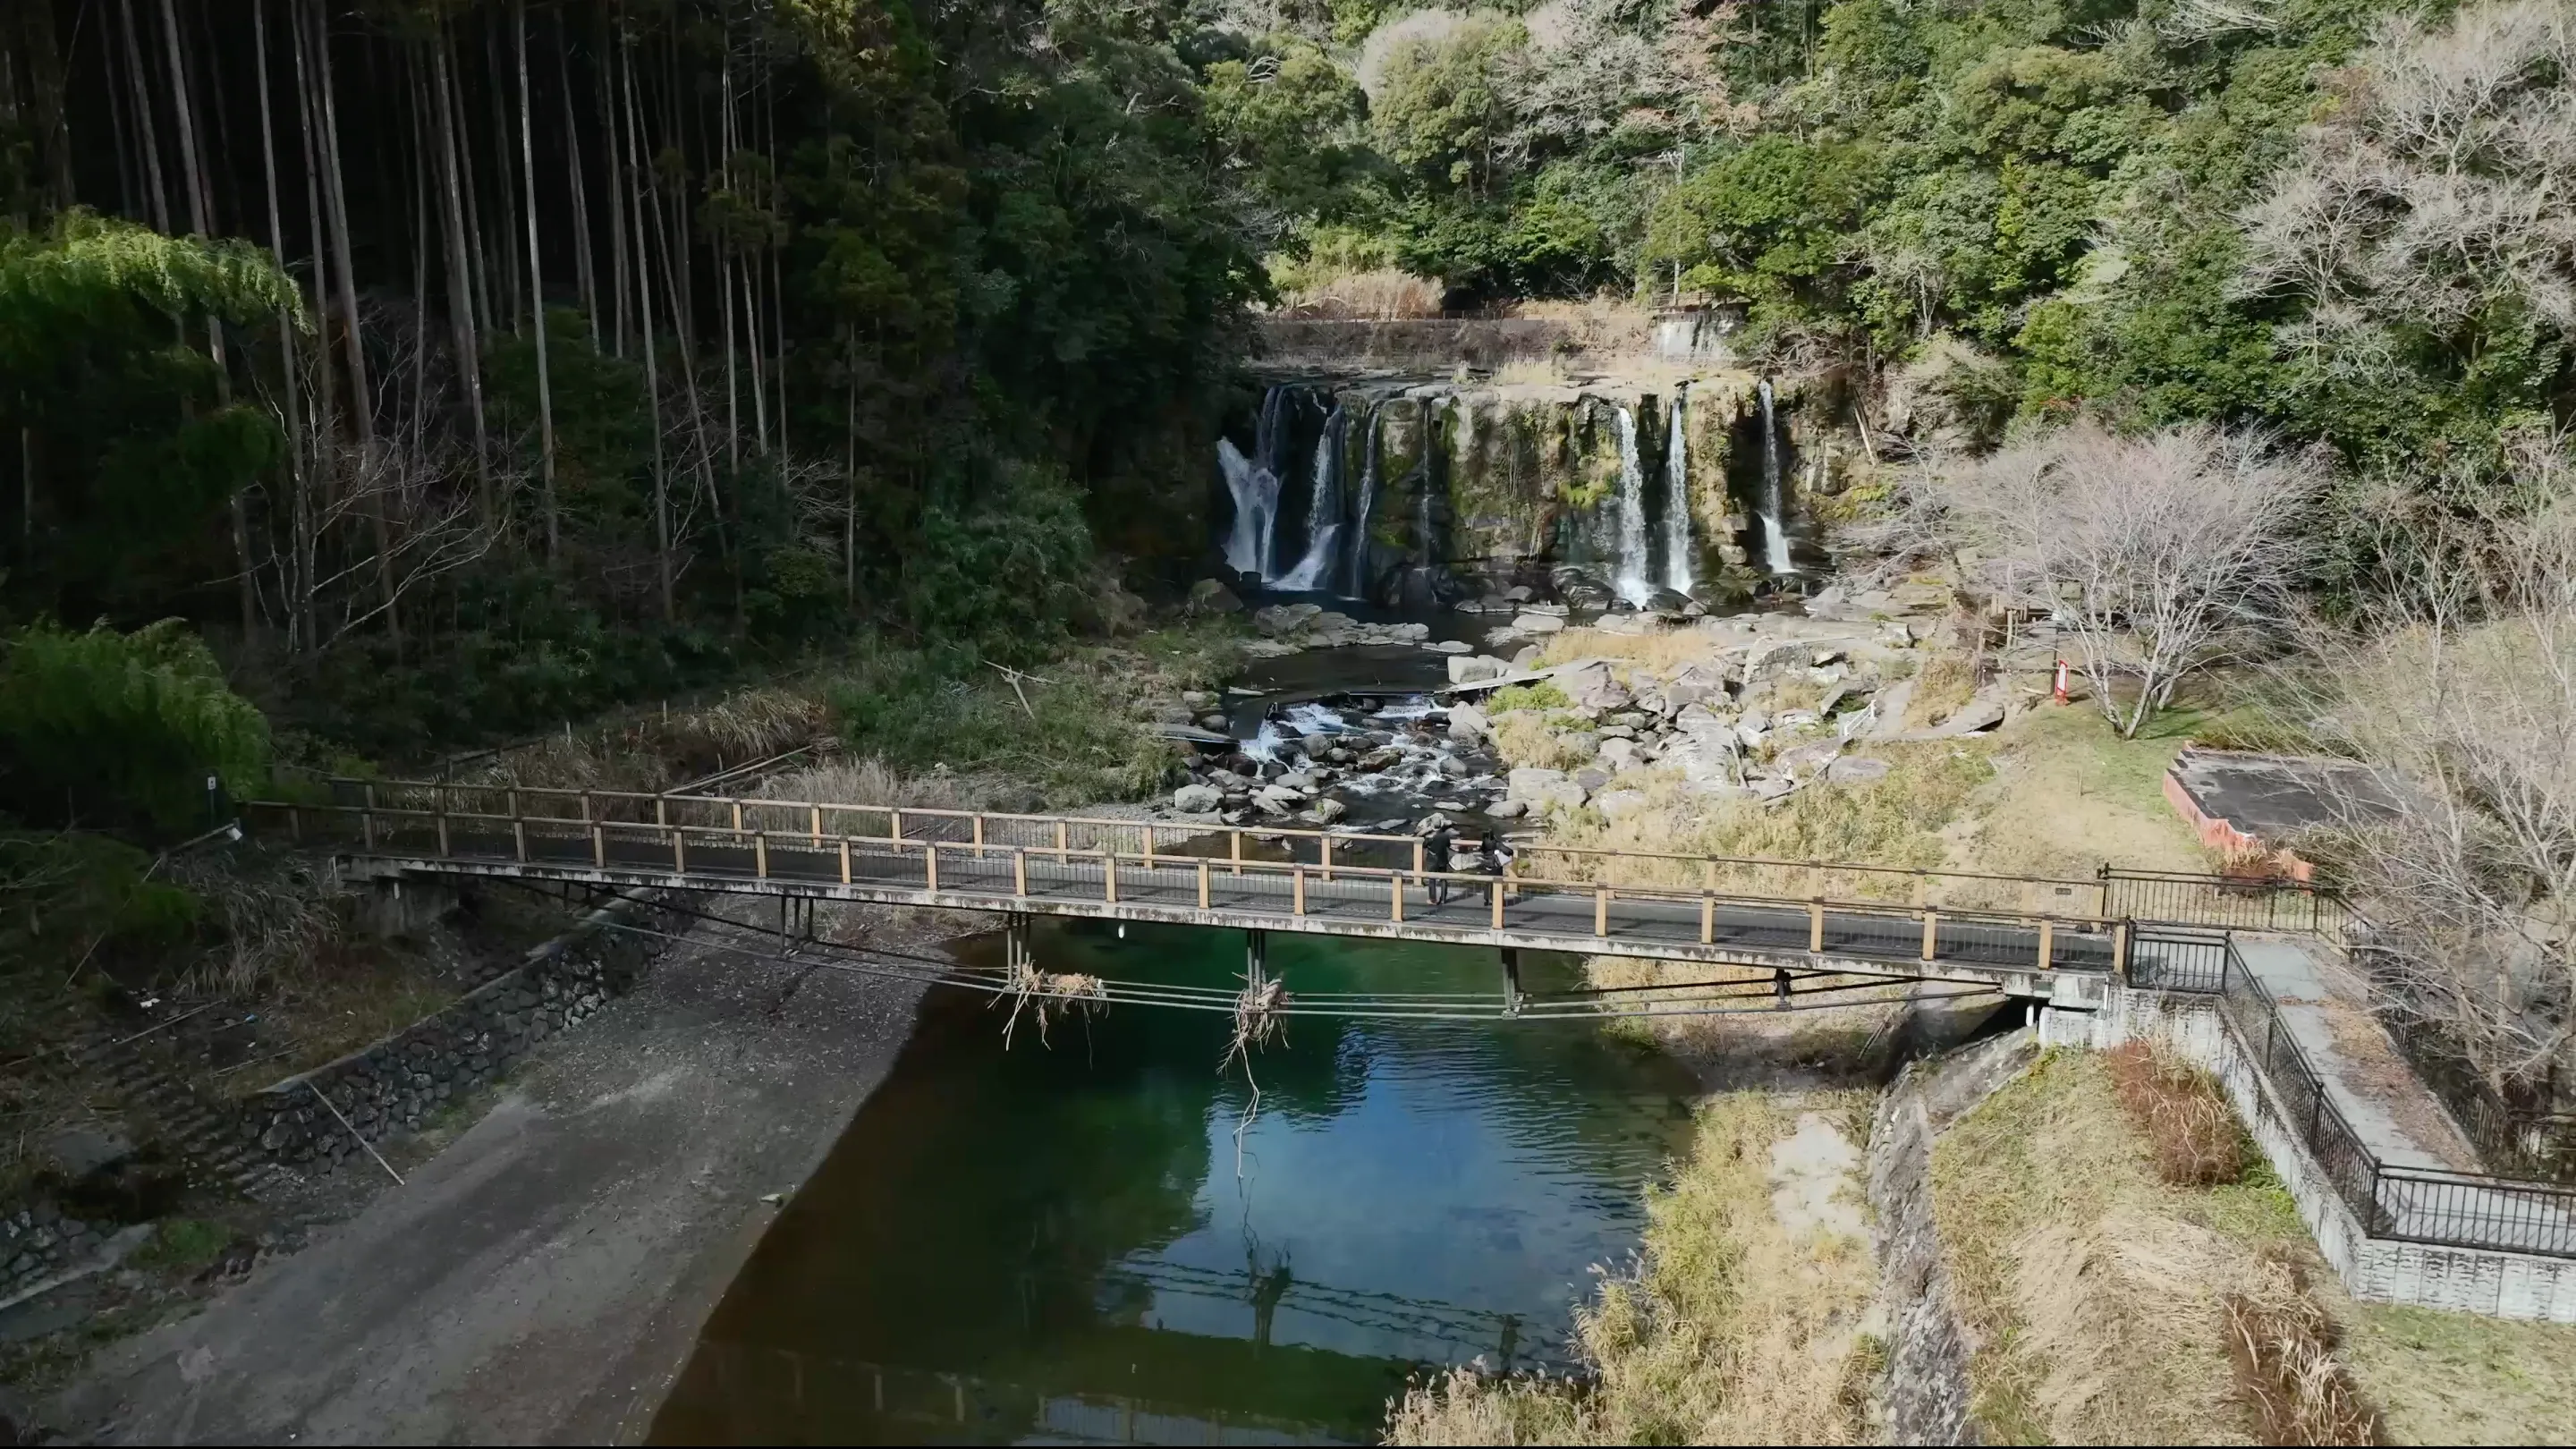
[1513, 611, 1568, 635]
[1448, 702, 1492, 744]
[1252, 601, 1323, 637]
[1172, 784, 1222, 813]
[1572, 767, 1612, 792]
[1188, 579, 1244, 614]
[1506, 767, 1588, 812]
[1487, 798, 1530, 818]
[1447, 654, 1512, 684]
[1597, 737, 1641, 773]
[1748, 775, 1799, 801]
[1428, 640, 1473, 654]
[1826, 756, 1893, 784]
[1595, 788, 1652, 821]
[1315, 798, 1349, 822]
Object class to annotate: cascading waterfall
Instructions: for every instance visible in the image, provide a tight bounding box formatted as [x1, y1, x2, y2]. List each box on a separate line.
[1221, 386, 1289, 579]
[1611, 406, 1652, 606]
[1758, 377, 1794, 574]
[1343, 401, 1382, 598]
[1276, 405, 1345, 590]
[1662, 386, 1693, 595]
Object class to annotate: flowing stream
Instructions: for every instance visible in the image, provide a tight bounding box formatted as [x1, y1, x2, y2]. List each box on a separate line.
[1663, 386, 1694, 596]
[1610, 406, 1652, 606]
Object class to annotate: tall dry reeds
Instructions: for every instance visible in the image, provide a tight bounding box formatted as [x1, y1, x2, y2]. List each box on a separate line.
[2105, 1041, 2248, 1186]
[1276, 267, 1443, 319]
[2224, 1251, 2385, 1446]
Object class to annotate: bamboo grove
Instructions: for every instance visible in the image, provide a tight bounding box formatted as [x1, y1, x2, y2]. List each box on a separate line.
[0, 0, 1259, 750]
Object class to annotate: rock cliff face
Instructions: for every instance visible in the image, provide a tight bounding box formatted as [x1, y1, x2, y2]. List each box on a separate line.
[1214, 365, 1858, 606]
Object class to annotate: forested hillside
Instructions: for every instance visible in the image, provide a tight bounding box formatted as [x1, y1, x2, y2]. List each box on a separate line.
[0, 0, 1267, 758]
[0, 0, 2568, 760]
[1224, 0, 2568, 564]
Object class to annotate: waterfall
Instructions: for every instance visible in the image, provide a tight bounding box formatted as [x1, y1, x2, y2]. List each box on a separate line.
[1221, 386, 1289, 579]
[1662, 386, 1693, 596]
[1611, 405, 1652, 606]
[1276, 404, 1344, 591]
[1343, 402, 1382, 598]
[1758, 377, 1793, 574]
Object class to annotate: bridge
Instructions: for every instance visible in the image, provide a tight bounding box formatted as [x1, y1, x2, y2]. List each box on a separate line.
[247, 779, 2199, 1007]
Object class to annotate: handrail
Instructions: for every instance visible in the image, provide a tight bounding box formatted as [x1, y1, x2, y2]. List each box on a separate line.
[242, 797, 2115, 975]
[1520, 840, 2100, 893]
[2215, 935, 2576, 1258]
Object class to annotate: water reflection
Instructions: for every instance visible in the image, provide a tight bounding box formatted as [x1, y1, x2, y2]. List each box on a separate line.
[651, 919, 1699, 1445]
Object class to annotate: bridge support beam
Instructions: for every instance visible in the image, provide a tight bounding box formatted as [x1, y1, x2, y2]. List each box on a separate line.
[1499, 948, 1522, 1016]
[1245, 928, 1268, 987]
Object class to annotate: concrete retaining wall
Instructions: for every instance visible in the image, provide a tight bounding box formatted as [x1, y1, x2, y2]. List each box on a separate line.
[2041, 990, 2576, 1323]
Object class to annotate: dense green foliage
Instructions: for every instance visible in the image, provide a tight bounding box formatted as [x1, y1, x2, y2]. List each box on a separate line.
[0, 619, 271, 829]
[1228, 0, 2573, 519]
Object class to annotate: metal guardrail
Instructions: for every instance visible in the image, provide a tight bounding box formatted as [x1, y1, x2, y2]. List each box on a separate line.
[2098, 867, 2354, 937]
[2178, 934, 2576, 1260]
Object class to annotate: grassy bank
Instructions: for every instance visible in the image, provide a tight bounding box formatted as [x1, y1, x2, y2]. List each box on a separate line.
[1387, 1093, 1879, 1444]
[1934, 1047, 2576, 1445]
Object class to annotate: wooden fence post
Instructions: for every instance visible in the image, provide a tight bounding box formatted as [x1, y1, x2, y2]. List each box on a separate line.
[1919, 909, 1938, 962]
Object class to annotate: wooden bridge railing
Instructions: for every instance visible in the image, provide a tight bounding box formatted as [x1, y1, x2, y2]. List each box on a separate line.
[247, 784, 2132, 978]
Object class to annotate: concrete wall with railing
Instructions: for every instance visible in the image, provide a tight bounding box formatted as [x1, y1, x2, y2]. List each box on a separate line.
[2040, 988, 2576, 1322]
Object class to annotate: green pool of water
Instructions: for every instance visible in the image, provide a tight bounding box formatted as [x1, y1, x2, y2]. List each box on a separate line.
[650, 919, 1701, 1445]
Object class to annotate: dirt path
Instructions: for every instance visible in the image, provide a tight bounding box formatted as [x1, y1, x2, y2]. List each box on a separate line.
[55, 923, 927, 1445]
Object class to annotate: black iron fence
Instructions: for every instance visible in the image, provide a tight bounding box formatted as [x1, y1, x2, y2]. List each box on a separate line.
[2100, 867, 2353, 937]
[2201, 936, 2576, 1259]
[2128, 928, 2232, 993]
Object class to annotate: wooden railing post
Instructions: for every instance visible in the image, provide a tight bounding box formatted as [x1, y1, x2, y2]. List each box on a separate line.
[925, 843, 940, 893]
[1142, 825, 1155, 870]
[1809, 901, 1825, 953]
[1320, 836, 1332, 882]
[1919, 909, 1938, 962]
[1292, 864, 1305, 916]
[810, 805, 822, 844]
[755, 832, 769, 879]
[1491, 878, 1504, 929]
[1056, 819, 1069, 860]
[1104, 852, 1118, 903]
[892, 809, 906, 844]
[1232, 830, 1244, 877]
[1594, 886, 1609, 936]
[1014, 848, 1029, 897]
[731, 799, 744, 835]
[972, 814, 986, 852]
[1413, 839, 1426, 880]
[655, 796, 667, 829]
[673, 827, 687, 874]
[1198, 859, 1212, 910]
[1392, 875, 1405, 923]
[1913, 870, 1928, 909]
[840, 838, 853, 886]
[1700, 894, 1714, 945]
[2037, 918, 2055, 970]
[591, 823, 606, 869]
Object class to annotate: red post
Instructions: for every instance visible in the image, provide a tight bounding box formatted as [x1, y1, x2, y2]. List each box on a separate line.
[2053, 657, 2072, 705]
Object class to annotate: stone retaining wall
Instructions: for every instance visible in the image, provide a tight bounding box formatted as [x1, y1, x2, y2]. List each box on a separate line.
[0, 1204, 113, 1297]
[242, 889, 671, 1174]
[2041, 988, 2576, 1323]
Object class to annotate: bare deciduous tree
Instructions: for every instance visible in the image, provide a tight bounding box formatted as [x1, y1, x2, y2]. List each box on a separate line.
[1873, 421, 2325, 737]
[2237, 0, 2576, 353]
[2301, 436, 2576, 1103]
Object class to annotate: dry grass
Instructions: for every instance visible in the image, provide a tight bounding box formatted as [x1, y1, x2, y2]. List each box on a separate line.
[162, 846, 343, 998]
[1524, 744, 1998, 904]
[1493, 355, 1575, 386]
[2224, 1250, 2385, 1446]
[1903, 650, 1980, 729]
[2106, 1042, 2250, 1187]
[1388, 1093, 1879, 1445]
[1275, 267, 1443, 319]
[1491, 709, 1598, 771]
[1932, 1049, 2335, 1445]
[1535, 631, 1724, 673]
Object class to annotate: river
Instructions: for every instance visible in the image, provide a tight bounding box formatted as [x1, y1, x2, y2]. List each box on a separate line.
[648, 914, 1703, 1445]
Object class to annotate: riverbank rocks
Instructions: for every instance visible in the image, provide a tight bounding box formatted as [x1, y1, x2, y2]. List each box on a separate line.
[1172, 784, 1222, 813]
[1508, 767, 1589, 812]
[1188, 579, 1244, 614]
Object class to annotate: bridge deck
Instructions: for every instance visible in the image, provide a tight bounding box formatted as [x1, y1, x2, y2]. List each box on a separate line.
[253, 795, 2134, 991]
